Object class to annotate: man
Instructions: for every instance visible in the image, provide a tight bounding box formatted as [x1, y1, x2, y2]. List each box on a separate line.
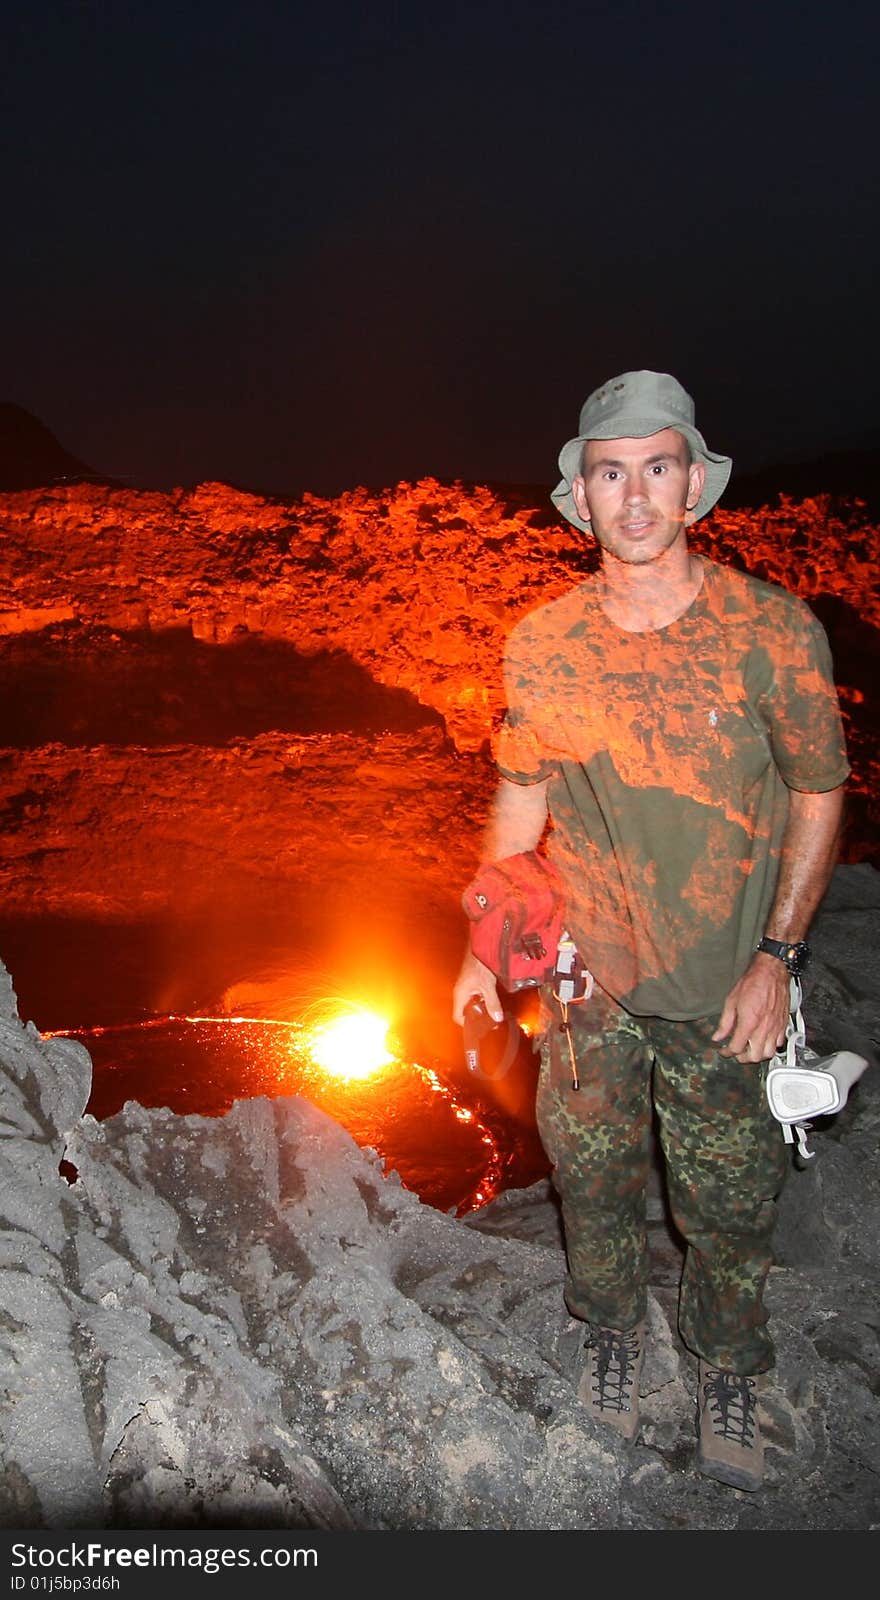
[453, 371, 849, 1492]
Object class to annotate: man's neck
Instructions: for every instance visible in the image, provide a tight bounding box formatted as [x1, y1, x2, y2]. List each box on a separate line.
[598, 548, 704, 633]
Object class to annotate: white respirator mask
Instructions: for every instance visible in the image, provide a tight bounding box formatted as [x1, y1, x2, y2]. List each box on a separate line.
[765, 979, 869, 1160]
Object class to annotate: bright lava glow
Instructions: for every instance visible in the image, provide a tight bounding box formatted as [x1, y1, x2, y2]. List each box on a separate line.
[306, 1009, 393, 1081]
[45, 1004, 509, 1212]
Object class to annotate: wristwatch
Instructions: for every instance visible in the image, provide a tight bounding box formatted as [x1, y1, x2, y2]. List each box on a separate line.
[755, 936, 811, 976]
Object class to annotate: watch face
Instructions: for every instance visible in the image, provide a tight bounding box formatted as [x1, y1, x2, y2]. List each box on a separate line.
[758, 937, 810, 973]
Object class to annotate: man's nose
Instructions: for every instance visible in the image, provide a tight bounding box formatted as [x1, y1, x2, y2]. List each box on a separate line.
[623, 475, 648, 504]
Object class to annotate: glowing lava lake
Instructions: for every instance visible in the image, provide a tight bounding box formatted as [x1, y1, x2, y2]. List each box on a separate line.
[42, 995, 548, 1216]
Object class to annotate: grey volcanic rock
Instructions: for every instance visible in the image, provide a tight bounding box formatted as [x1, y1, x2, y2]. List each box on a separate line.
[0, 978, 622, 1531]
[770, 863, 880, 1275]
[0, 865, 878, 1531]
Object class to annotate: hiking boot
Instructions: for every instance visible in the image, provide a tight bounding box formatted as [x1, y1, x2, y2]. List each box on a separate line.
[577, 1322, 645, 1440]
[697, 1360, 764, 1491]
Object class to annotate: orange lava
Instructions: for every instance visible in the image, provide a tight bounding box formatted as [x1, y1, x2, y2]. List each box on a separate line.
[44, 1009, 511, 1216]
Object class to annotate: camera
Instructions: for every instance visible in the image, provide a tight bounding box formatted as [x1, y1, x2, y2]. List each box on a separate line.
[462, 995, 525, 1081]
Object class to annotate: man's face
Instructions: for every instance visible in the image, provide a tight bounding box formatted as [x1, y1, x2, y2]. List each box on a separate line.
[571, 428, 705, 566]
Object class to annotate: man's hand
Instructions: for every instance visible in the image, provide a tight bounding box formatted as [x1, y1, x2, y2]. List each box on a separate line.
[712, 953, 791, 1064]
[452, 776, 550, 1028]
[452, 951, 504, 1027]
[713, 784, 845, 1064]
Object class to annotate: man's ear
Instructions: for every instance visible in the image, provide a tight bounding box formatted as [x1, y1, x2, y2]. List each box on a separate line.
[571, 475, 592, 527]
[684, 461, 706, 526]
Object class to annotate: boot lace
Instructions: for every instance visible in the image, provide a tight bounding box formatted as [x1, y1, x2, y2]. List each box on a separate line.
[702, 1368, 758, 1447]
[587, 1326, 642, 1415]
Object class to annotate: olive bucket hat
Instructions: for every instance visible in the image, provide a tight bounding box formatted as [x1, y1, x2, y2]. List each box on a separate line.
[551, 370, 732, 533]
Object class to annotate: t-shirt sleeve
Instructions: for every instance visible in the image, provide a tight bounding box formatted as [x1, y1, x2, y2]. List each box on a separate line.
[757, 601, 851, 791]
[492, 617, 559, 785]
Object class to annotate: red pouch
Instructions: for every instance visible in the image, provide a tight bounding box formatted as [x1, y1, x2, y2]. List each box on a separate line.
[461, 851, 566, 990]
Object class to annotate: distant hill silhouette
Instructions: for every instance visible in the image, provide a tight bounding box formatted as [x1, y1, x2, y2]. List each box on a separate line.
[0, 403, 108, 492]
[726, 444, 880, 514]
[1, 402, 877, 510]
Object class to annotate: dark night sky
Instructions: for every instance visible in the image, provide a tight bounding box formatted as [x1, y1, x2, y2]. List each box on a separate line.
[4, 0, 878, 499]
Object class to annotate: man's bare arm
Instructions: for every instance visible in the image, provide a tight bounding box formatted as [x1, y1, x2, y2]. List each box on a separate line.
[452, 776, 550, 1024]
[712, 783, 846, 1063]
[480, 774, 551, 859]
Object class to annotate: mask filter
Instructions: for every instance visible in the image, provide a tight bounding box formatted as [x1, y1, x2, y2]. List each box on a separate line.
[765, 980, 869, 1159]
[766, 1051, 867, 1120]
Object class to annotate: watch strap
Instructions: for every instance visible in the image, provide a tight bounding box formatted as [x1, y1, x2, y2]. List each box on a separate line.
[756, 936, 810, 975]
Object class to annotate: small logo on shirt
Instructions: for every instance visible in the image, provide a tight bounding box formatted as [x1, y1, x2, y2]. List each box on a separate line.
[708, 709, 719, 727]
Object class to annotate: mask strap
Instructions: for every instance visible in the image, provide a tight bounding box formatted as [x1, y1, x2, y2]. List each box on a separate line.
[770, 978, 816, 1160]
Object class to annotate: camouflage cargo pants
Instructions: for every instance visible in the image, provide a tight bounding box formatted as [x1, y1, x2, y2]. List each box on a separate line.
[536, 981, 789, 1374]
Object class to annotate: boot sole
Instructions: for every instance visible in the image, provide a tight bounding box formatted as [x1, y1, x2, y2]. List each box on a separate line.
[697, 1449, 763, 1493]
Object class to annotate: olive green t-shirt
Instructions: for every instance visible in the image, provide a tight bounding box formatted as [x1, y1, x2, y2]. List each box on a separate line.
[493, 559, 850, 1020]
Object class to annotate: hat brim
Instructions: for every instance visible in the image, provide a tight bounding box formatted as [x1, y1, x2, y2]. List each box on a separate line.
[551, 418, 732, 533]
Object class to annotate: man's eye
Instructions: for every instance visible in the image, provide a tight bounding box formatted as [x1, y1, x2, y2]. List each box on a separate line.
[649, 463, 667, 475]
[603, 470, 621, 480]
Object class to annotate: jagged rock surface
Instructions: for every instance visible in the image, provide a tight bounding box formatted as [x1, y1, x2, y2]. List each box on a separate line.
[0, 479, 876, 774]
[1, 864, 878, 1531]
[0, 727, 490, 922]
